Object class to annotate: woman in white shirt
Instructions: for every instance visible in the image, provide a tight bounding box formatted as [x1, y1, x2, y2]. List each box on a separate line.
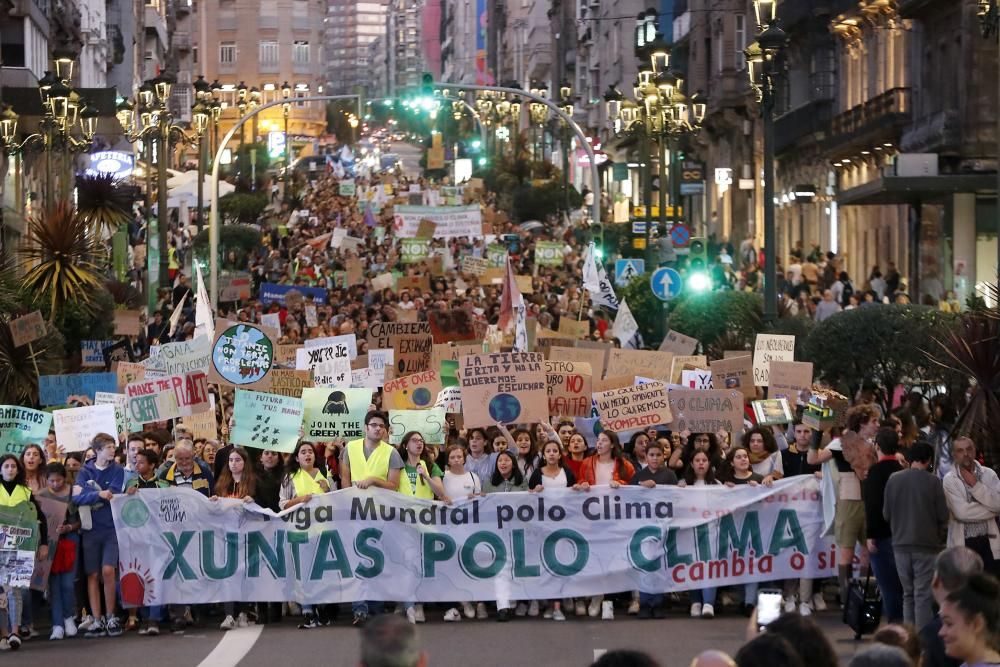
[440, 445, 485, 622]
[679, 451, 723, 620]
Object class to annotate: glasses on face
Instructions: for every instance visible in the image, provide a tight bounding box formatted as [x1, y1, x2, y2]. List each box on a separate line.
[368, 423, 386, 430]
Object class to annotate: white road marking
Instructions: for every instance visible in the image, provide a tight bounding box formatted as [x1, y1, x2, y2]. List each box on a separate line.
[196, 626, 264, 667]
[594, 649, 607, 661]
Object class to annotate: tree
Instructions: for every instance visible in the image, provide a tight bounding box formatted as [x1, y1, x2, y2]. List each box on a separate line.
[192, 224, 263, 270]
[803, 305, 958, 414]
[76, 173, 131, 234]
[216, 192, 269, 224]
[667, 291, 764, 354]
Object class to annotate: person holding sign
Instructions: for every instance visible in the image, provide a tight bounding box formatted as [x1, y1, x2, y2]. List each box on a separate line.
[495, 423, 540, 479]
[212, 448, 258, 631]
[678, 450, 723, 619]
[0, 454, 50, 651]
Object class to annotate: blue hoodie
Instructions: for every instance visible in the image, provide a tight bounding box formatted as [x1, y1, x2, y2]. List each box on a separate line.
[73, 460, 126, 534]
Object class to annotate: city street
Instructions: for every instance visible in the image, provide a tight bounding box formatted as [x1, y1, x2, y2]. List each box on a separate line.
[0, 609, 869, 666]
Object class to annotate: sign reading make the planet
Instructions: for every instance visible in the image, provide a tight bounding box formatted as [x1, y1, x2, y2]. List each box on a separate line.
[209, 319, 278, 390]
[459, 352, 547, 427]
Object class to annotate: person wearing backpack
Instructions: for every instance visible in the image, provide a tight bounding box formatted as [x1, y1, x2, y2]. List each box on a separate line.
[833, 271, 855, 307]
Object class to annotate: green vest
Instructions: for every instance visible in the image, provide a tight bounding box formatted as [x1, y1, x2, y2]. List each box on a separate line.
[291, 468, 326, 496]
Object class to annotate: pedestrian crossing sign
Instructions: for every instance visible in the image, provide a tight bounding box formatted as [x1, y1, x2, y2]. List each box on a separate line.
[615, 258, 645, 286]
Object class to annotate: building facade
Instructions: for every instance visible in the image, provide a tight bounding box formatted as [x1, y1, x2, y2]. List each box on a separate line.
[325, 0, 388, 97]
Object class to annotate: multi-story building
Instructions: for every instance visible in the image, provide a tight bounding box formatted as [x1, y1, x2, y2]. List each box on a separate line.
[192, 0, 328, 156]
[325, 0, 388, 97]
[367, 35, 390, 98]
[386, 0, 426, 95]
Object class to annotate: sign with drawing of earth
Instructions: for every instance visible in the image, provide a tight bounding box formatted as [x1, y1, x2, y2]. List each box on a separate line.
[211, 323, 275, 386]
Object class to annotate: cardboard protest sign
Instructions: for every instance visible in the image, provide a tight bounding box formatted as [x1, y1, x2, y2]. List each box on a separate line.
[432, 343, 482, 376]
[535, 337, 577, 359]
[608, 349, 675, 381]
[549, 345, 607, 378]
[39, 373, 117, 406]
[397, 275, 431, 293]
[368, 322, 431, 349]
[0, 406, 52, 456]
[274, 344, 300, 368]
[710, 355, 755, 399]
[557, 318, 590, 340]
[577, 340, 615, 375]
[397, 309, 419, 323]
[669, 355, 708, 385]
[261, 313, 281, 331]
[593, 382, 672, 432]
[346, 258, 365, 286]
[393, 335, 433, 376]
[10, 311, 46, 348]
[209, 320, 278, 391]
[304, 334, 358, 360]
[681, 369, 713, 389]
[461, 256, 489, 277]
[53, 404, 118, 452]
[113, 310, 143, 337]
[416, 219, 437, 238]
[231, 390, 304, 453]
[400, 239, 431, 264]
[434, 387, 462, 413]
[371, 273, 394, 291]
[269, 369, 314, 398]
[667, 389, 744, 433]
[428, 310, 479, 344]
[383, 370, 443, 410]
[752, 334, 796, 386]
[182, 395, 218, 441]
[388, 408, 446, 445]
[768, 361, 814, 406]
[659, 329, 699, 356]
[458, 352, 547, 427]
[302, 387, 373, 440]
[146, 337, 211, 375]
[592, 375, 636, 393]
[545, 360, 593, 417]
[81, 340, 114, 368]
[724, 350, 751, 359]
[116, 362, 146, 391]
[351, 367, 381, 389]
[124, 371, 212, 424]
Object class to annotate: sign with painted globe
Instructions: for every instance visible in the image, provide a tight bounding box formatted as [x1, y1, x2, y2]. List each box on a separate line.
[458, 352, 548, 427]
[209, 321, 277, 390]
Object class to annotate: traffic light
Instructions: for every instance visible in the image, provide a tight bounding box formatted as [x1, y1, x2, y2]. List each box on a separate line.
[591, 224, 605, 259]
[688, 236, 707, 271]
[421, 72, 434, 97]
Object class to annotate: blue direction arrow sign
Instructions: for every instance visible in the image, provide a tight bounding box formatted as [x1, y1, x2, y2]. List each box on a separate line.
[614, 258, 645, 286]
[650, 267, 682, 301]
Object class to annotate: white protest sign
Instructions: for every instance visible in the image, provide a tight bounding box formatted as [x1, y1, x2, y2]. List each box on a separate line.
[752, 334, 795, 387]
[53, 404, 118, 452]
[304, 334, 358, 360]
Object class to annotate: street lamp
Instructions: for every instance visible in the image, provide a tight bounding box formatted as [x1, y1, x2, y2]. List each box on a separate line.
[745, 0, 787, 323]
[977, 0, 1000, 276]
[281, 81, 292, 178]
[559, 82, 574, 212]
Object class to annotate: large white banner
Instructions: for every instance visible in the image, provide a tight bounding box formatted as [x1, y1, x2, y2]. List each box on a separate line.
[393, 205, 484, 239]
[111, 478, 834, 606]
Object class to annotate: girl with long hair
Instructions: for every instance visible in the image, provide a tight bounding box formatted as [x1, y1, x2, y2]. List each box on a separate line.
[679, 451, 721, 619]
[210, 448, 257, 630]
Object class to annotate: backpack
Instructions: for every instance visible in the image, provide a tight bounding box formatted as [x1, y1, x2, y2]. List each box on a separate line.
[841, 280, 854, 306]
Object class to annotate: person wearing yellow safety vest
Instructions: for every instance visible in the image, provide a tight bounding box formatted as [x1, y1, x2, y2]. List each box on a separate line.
[0, 454, 50, 651]
[340, 411, 404, 626]
[395, 431, 449, 626]
[278, 441, 331, 630]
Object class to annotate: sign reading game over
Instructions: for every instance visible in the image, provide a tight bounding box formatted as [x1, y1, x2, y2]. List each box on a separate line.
[459, 352, 547, 427]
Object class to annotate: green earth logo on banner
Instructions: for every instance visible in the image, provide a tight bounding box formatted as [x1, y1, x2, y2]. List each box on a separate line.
[120, 498, 151, 528]
[213, 324, 274, 385]
[488, 393, 523, 423]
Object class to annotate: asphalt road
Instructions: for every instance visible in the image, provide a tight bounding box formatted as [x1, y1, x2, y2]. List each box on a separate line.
[0, 605, 875, 666]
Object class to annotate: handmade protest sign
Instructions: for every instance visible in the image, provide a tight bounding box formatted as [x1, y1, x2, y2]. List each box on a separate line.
[371, 273, 394, 291]
[393, 204, 483, 238]
[400, 239, 431, 264]
[269, 369, 314, 398]
[394, 334, 433, 376]
[396, 275, 431, 294]
[668, 389, 744, 433]
[302, 387, 373, 440]
[388, 408, 446, 444]
[434, 387, 462, 413]
[593, 382, 672, 432]
[10, 311, 45, 348]
[274, 344, 300, 368]
[0, 406, 51, 456]
[209, 320, 278, 390]
[297, 339, 352, 371]
[39, 373, 117, 406]
[124, 371, 212, 423]
[428, 310, 478, 344]
[545, 360, 593, 417]
[709, 355, 754, 399]
[304, 305, 319, 328]
[459, 352, 547, 427]
[549, 345, 608, 379]
[367, 322, 431, 349]
[351, 368, 381, 389]
[557, 318, 590, 340]
[768, 361, 814, 406]
[669, 355, 708, 385]
[146, 337, 211, 375]
[752, 398, 794, 426]
[461, 256, 489, 277]
[0, 502, 39, 588]
[534, 241, 564, 266]
[261, 313, 281, 331]
[367, 348, 394, 385]
[95, 392, 133, 437]
[116, 362, 147, 391]
[81, 340, 114, 368]
[752, 334, 795, 386]
[681, 369, 713, 390]
[311, 358, 352, 388]
[231, 390, 304, 453]
[182, 395, 218, 441]
[608, 349, 674, 381]
[431, 343, 482, 375]
[52, 404, 118, 452]
[383, 371, 443, 410]
[593, 375, 637, 393]
[659, 329, 699, 356]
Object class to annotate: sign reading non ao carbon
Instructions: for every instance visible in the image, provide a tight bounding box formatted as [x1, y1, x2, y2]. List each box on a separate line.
[211, 323, 275, 385]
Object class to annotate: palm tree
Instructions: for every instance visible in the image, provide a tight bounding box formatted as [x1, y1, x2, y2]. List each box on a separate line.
[21, 201, 107, 322]
[76, 173, 131, 234]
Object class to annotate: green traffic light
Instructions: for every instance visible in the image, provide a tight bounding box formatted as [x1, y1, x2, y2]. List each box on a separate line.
[593, 247, 604, 260]
[477, 157, 487, 166]
[687, 271, 712, 292]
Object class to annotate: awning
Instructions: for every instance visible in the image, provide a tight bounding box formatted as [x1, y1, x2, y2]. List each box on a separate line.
[837, 174, 995, 206]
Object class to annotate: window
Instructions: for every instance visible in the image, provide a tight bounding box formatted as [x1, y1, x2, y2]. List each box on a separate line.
[293, 41, 310, 63]
[734, 14, 746, 70]
[219, 41, 236, 64]
[193, 45, 198, 64]
[260, 40, 279, 64]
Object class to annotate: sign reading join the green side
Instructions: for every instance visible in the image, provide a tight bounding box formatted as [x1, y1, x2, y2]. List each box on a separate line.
[231, 389, 304, 453]
[0, 406, 52, 457]
[399, 238, 431, 264]
[534, 241, 564, 266]
[302, 387, 373, 440]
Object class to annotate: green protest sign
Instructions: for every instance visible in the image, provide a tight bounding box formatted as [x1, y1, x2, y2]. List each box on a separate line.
[535, 241, 564, 266]
[0, 501, 39, 588]
[231, 389, 304, 453]
[388, 408, 446, 444]
[339, 180, 356, 196]
[400, 239, 431, 264]
[302, 387, 373, 440]
[486, 244, 507, 268]
[0, 406, 52, 457]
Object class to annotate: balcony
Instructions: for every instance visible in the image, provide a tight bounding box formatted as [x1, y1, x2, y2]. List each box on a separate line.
[774, 98, 833, 155]
[174, 0, 191, 14]
[145, 5, 168, 46]
[825, 87, 911, 156]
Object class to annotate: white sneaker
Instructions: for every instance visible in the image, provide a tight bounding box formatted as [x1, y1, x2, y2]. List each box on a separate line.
[527, 600, 540, 617]
[443, 607, 462, 622]
[78, 615, 96, 632]
[784, 596, 797, 613]
[63, 617, 78, 638]
[627, 598, 640, 615]
[812, 592, 827, 611]
[461, 602, 475, 619]
[406, 607, 417, 624]
[701, 603, 715, 619]
[799, 602, 813, 616]
[690, 603, 702, 617]
[588, 597, 602, 617]
[514, 602, 528, 617]
[50, 625, 65, 641]
[414, 604, 425, 623]
[220, 615, 236, 630]
[601, 600, 614, 620]
[575, 600, 586, 616]
[552, 608, 566, 621]
[476, 602, 488, 620]
[237, 612, 250, 627]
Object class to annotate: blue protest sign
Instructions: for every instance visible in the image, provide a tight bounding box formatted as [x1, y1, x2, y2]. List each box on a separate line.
[39, 373, 118, 406]
[259, 283, 329, 306]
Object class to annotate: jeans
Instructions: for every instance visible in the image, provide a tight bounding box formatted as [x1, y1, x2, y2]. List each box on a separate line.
[3, 588, 22, 631]
[352, 601, 383, 616]
[639, 592, 663, 608]
[894, 548, 937, 628]
[141, 605, 164, 622]
[869, 537, 904, 623]
[691, 588, 717, 606]
[742, 582, 759, 605]
[49, 572, 77, 625]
